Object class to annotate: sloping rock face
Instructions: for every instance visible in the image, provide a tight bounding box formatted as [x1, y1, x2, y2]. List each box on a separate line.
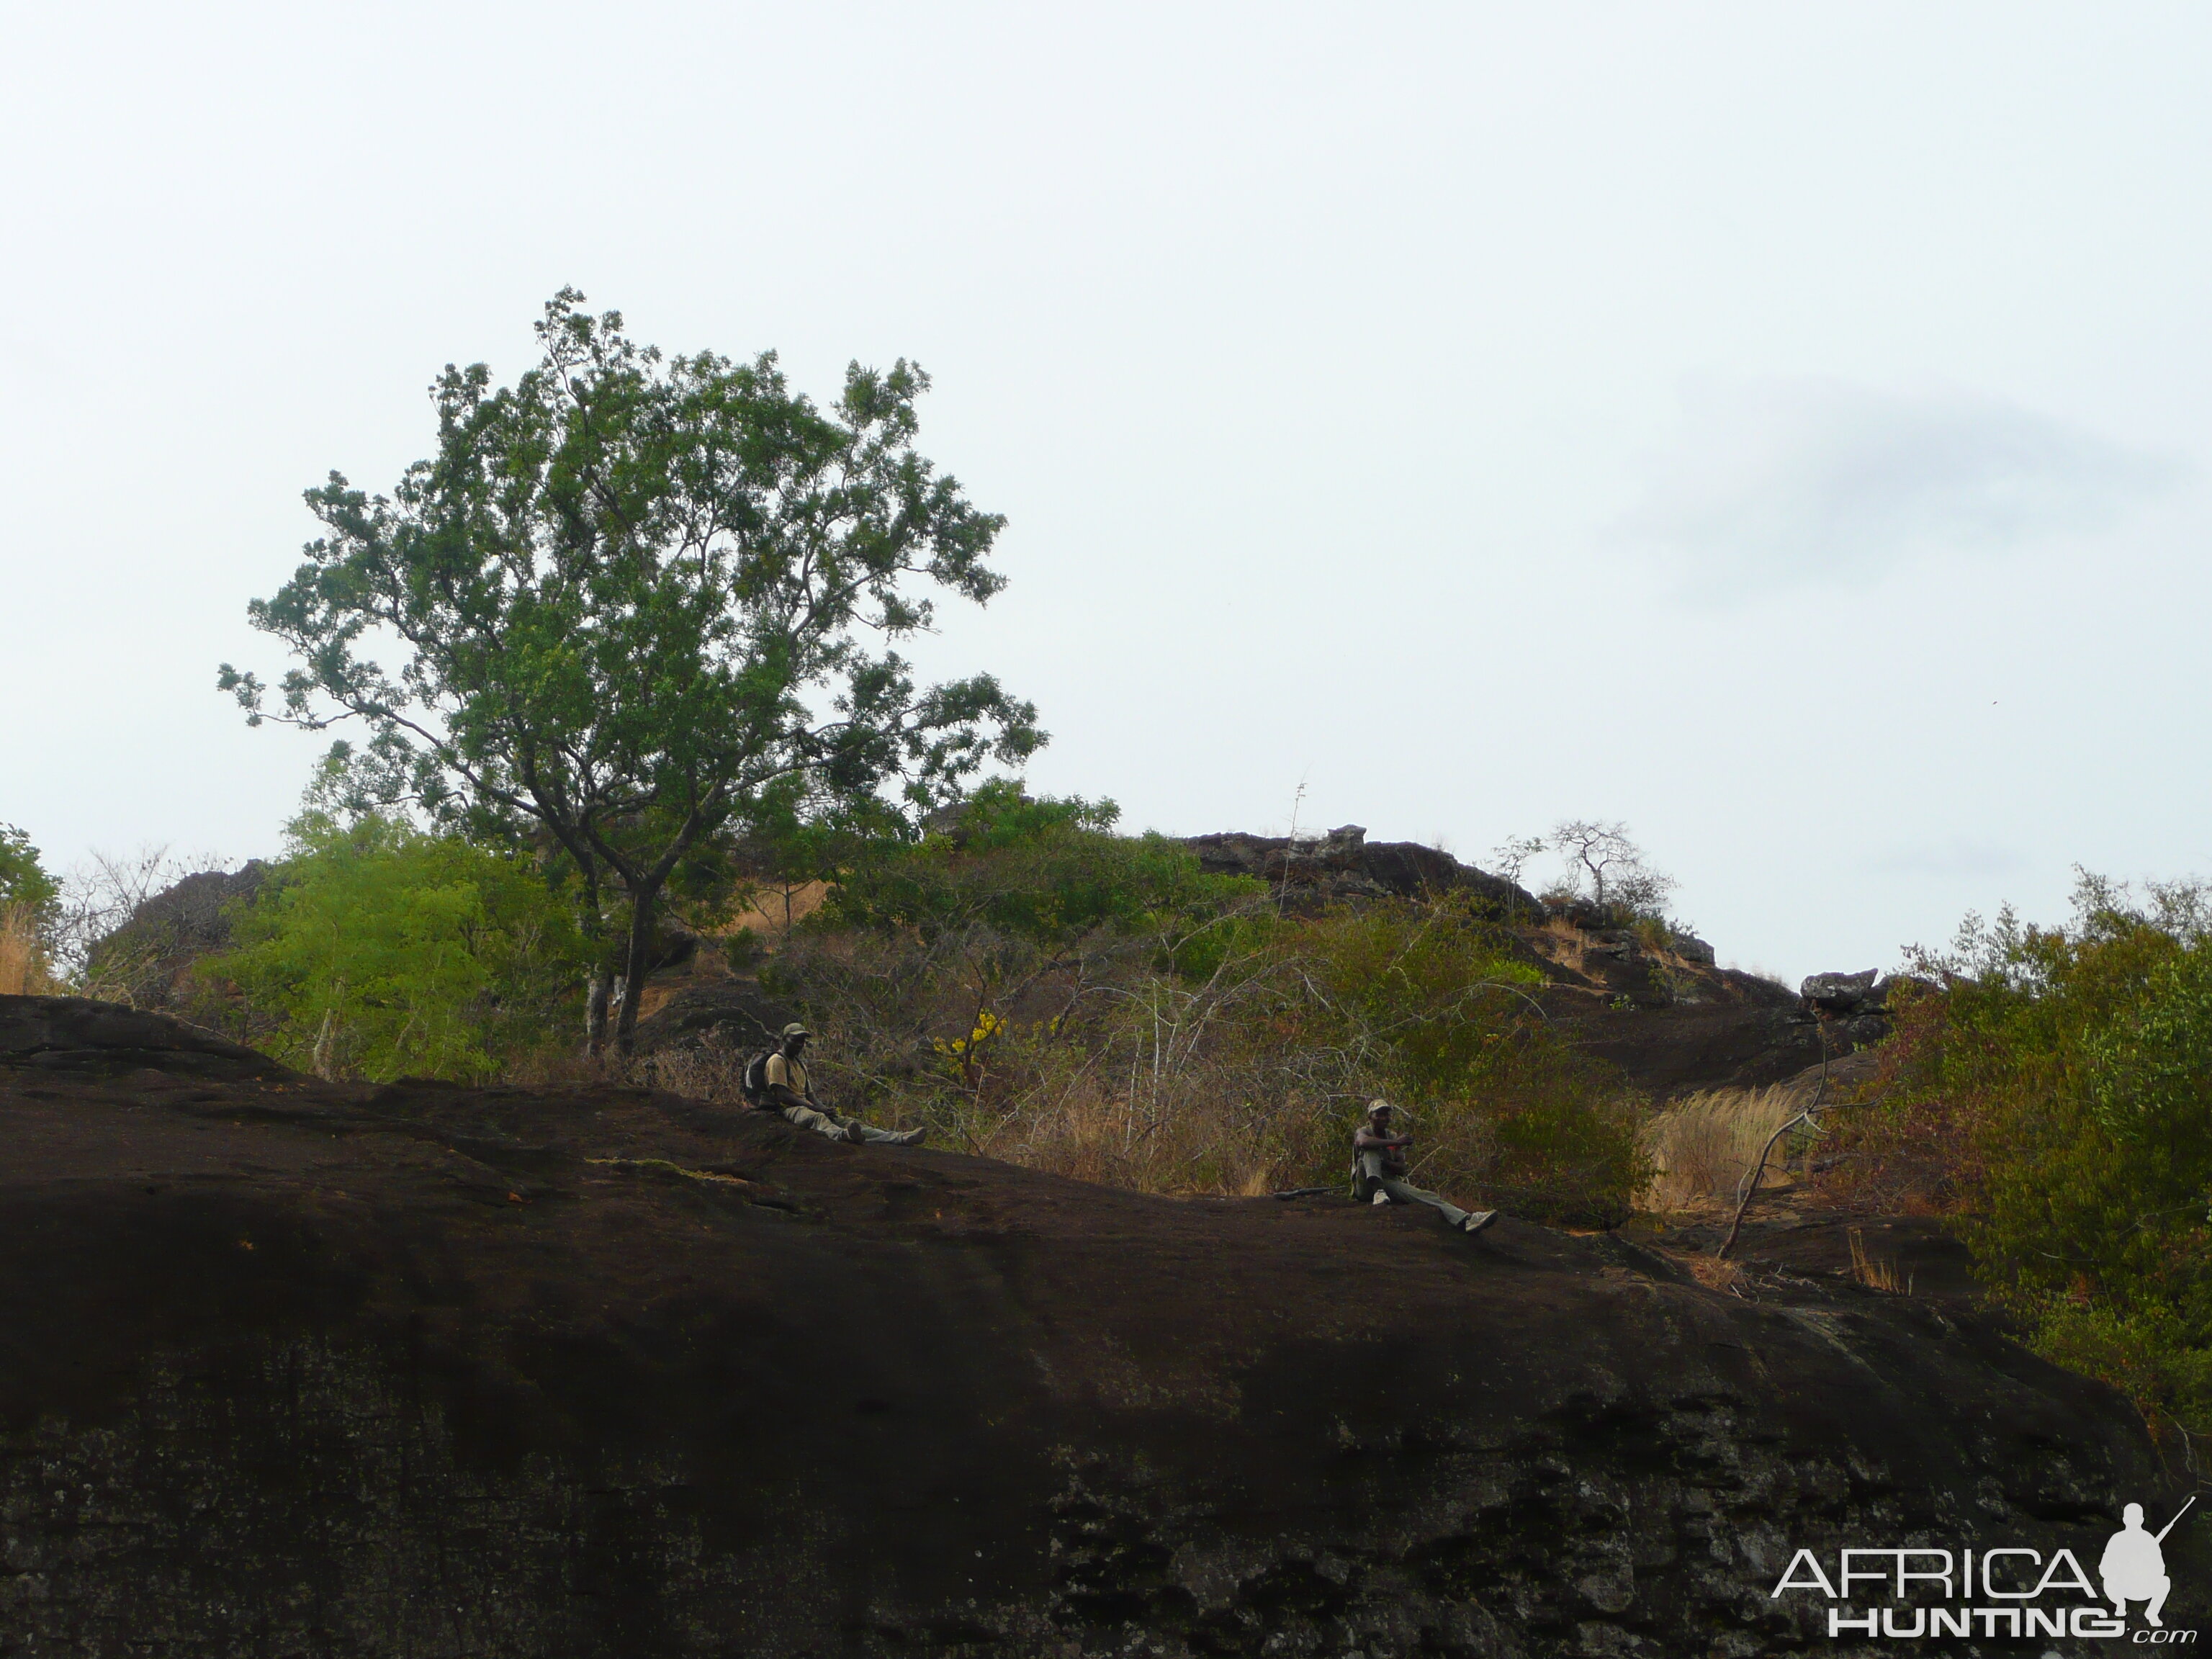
[0, 995, 2193, 1657]
[1177, 830, 1875, 1094]
[0, 993, 293, 1079]
[1542, 1000, 1834, 1097]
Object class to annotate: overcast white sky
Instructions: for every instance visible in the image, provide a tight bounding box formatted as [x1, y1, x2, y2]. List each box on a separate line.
[5, 2, 2209, 982]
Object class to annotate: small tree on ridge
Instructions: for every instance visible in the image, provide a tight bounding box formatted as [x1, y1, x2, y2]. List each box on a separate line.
[1548, 819, 1676, 920]
[222, 291, 1040, 1054]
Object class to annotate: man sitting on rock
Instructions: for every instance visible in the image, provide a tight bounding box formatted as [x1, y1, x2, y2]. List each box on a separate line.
[1354, 1100, 1496, 1233]
[759, 1024, 926, 1146]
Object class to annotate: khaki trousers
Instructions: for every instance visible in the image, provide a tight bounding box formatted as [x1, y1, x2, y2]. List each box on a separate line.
[1361, 1151, 1473, 1228]
[782, 1103, 907, 1144]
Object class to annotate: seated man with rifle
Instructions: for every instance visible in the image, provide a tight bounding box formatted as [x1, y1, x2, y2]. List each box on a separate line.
[1354, 1100, 1496, 1233]
[747, 1023, 927, 1146]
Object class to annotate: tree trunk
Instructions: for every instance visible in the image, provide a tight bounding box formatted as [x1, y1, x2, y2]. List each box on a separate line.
[585, 969, 613, 1057]
[613, 882, 663, 1056]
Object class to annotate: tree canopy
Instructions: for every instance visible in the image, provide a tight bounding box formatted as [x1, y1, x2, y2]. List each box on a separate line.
[222, 291, 1040, 1051]
[0, 824, 60, 920]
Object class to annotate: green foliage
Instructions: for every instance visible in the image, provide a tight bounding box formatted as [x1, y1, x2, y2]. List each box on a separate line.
[1860, 876, 2212, 1431]
[220, 289, 1038, 1051]
[741, 777, 911, 890]
[216, 814, 585, 1082]
[823, 781, 1264, 951]
[1295, 899, 1545, 1087]
[1288, 899, 1647, 1226]
[0, 823, 60, 918]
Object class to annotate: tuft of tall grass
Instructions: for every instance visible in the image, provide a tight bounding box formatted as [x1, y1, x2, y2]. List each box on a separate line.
[1640, 1084, 1813, 1212]
[1848, 1227, 1912, 1294]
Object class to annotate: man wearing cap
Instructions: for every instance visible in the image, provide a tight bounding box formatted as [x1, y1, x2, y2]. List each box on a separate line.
[763, 1023, 927, 1146]
[1354, 1100, 1496, 1233]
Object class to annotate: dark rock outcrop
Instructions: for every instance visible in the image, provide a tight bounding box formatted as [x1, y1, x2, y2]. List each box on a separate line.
[1178, 830, 1861, 1094]
[1545, 999, 1834, 1096]
[84, 862, 269, 1009]
[1670, 932, 1716, 966]
[0, 993, 294, 1079]
[0, 995, 2191, 1655]
[1794, 971, 1928, 1056]
[1184, 824, 1542, 917]
[1799, 970, 1883, 1016]
[629, 976, 795, 1056]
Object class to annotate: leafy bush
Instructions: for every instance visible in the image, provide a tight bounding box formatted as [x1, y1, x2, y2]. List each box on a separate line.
[765, 786, 1270, 1100]
[1835, 876, 2212, 1433]
[823, 781, 1262, 950]
[215, 814, 585, 1080]
[1285, 899, 1648, 1226]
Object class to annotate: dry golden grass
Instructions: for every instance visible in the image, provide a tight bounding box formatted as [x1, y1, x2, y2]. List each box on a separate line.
[718, 879, 831, 940]
[1640, 1084, 1813, 1213]
[968, 1054, 1339, 1199]
[647, 1032, 1344, 1200]
[1848, 1227, 1912, 1294]
[0, 904, 60, 996]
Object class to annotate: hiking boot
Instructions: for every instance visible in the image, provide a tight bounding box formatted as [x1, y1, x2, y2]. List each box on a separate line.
[1372, 1191, 1391, 1207]
[1460, 1210, 1498, 1234]
[888, 1126, 927, 1147]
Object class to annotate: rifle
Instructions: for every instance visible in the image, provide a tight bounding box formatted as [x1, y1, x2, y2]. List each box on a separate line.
[2156, 1495, 2198, 1544]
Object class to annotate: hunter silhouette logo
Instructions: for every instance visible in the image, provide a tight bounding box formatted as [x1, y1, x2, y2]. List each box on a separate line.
[2104, 1498, 2194, 1629]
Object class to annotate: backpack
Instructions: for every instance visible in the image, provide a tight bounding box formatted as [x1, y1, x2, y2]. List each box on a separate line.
[740, 1048, 778, 1110]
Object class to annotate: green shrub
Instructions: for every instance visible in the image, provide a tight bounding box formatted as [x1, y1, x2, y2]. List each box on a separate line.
[0, 823, 60, 919]
[822, 781, 1264, 950]
[1287, 898, 1648, 1226]
[1844, 877, 2212, 1433]
[215, 814, 585, 1081]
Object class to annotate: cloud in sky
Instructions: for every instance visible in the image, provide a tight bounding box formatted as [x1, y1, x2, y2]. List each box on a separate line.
[1619, 377, 2182, 600]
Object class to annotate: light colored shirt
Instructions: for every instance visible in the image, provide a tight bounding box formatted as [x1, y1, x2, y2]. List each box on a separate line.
[764, 1052, 811, 1098]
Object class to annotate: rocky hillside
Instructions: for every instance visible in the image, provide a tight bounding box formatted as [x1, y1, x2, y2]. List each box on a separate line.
[1186, 824, 1893, 1096]
[94, 827, 1909, 1100]
[0, 995, 2191, 1657]
[81, 862, 269, 1010]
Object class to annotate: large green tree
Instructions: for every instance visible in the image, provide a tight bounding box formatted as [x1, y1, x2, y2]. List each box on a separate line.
[222, 292, 1040, 1053]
